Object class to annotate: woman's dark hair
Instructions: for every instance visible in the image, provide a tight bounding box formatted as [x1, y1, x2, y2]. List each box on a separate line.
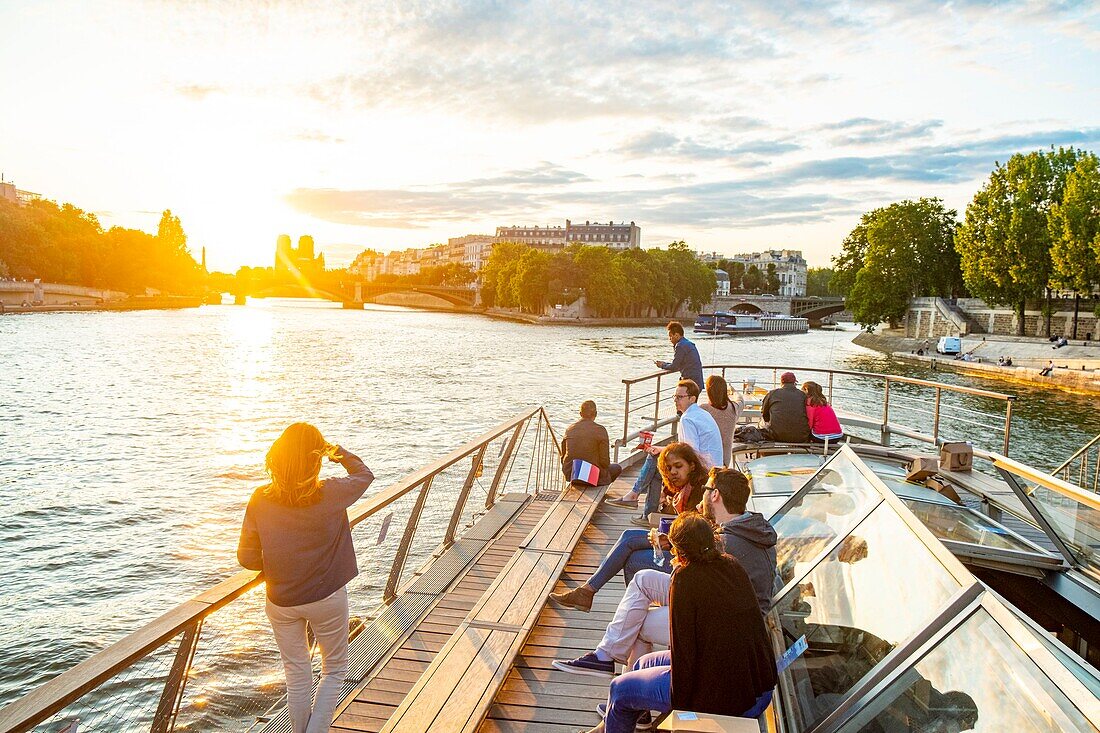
[658, 442, 709, 494]
[669, 512, 724, 565]
[802, 380, 828, 407]
[705, 374, 730, 410]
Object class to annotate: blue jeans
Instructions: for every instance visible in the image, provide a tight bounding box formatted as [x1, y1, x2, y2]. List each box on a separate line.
[588, 530, 670, 591]
[604, 650, 774, 733]
[605, 650, 671, 733]
[631, 454, 666, 518]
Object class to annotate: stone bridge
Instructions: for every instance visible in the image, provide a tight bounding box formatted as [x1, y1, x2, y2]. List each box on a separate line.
[0, 280, 128, 307]
[245, 280, 478, 308]
[712, 295, 846, 324]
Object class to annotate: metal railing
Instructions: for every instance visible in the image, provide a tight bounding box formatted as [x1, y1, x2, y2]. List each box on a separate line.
[0, 407, 562, 733]
[613, 364, 1017, 461]
[1053, 433, 1100, 493]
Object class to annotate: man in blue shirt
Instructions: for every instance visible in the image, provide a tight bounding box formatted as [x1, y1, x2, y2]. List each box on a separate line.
[655, 321, 704, 389]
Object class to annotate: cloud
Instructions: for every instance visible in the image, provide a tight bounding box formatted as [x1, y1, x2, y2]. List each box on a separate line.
[820, 118, 944, 145]
[176, 84, 224, 100]
[291, 130, 346, 144]
[285, 125, 1100, 233]
[613, 130, 801, 162]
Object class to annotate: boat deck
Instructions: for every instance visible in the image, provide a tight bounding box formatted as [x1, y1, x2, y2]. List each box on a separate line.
[327, 467, 640, 733]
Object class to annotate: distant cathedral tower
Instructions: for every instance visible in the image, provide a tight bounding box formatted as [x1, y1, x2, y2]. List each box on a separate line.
[274, 234, 325, 278]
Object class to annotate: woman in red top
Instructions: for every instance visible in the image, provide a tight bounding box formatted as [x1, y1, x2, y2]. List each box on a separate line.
[802, 381, 844, 443]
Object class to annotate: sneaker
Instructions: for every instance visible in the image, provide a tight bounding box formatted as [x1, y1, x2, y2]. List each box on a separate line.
[629, 515, 652, 527]
[552, 652, 615, 678]
[548, 585, 594, 612]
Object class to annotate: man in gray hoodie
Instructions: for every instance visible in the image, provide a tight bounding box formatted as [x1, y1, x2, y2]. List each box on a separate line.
[552, 468, 777, 679]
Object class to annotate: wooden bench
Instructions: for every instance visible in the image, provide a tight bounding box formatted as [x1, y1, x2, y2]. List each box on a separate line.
[378, 483, 609, 733]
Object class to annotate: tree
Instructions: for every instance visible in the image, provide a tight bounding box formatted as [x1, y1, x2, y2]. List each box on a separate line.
[956, 147, 1085, 334]
[742, 264, 764, 292]
[831, 220, 869, 297]
[806, 267, 835, 297]
[841, 198, 961, 328]
[1049, 153, 1100, 338]
[765, 263, 781, 294]
[513, 250, 551, 313]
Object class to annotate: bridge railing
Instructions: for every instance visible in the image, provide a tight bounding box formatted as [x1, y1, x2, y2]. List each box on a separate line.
[612, 364, 1016, 461]
[0, 408, 562, 733]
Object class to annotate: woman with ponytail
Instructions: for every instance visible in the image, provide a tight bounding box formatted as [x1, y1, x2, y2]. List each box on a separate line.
[238, 423, 375, 733]
[588, 513, 777, 733]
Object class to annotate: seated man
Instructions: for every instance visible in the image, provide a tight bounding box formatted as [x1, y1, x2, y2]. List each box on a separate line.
[761, 371, 811, 443]
[548, 443, 708, 614]
[553, 468, 777, 679]
[561, 399, 622, 486]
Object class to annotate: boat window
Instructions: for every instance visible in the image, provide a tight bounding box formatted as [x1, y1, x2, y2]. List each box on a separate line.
[835, 608, 1098, 733]
[772, 504, 966, 731]
[749, 494, 788, 519]
[1019, 483, 1100, 581]
[772, 451, 882, 586]
[902, 499, 1050, 555]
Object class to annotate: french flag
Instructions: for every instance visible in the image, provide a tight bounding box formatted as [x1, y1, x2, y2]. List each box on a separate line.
[570, 459, 600, 486]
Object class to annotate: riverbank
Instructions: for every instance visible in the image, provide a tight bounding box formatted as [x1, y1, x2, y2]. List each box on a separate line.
[484, 307, 692, 327]
[854, 331, 1100, 395]
[0, 296, 204, 315]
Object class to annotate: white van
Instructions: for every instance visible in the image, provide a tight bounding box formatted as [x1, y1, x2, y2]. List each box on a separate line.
[937, 336, 962, 355]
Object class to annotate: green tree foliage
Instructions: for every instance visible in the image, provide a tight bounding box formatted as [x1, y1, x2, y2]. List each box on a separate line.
[831, 221, 868, 297]
[841, 198, 961, 328]
[956, 147, 1085, 333]
[478, 241, 715, 317]
[765, 263, 781, 294]
[742, 264, 764, 292]
[1049, 152, 1100, 293]
[0, 199, 203, 294]
[805, 267, 835, 296]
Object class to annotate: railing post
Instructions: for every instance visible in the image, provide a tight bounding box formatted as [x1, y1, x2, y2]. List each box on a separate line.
[486, 423, 524, 509]
[384, 476, 434, 604]
[618, 382, 631, 463]
[881, 379, 891, 446]
[653, 374, 662, 431]
[827, 372, 834, 404]
[932, 387, 941, 445]
[1002, 399, 1013, 457]
[443, 444, 488, 547]
[150, 619, 203, 733]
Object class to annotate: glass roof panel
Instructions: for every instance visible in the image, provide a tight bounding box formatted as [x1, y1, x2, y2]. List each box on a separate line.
[902, 499, 1053, 556]
[772, 503, 967, 731]
[836, 608, 1099, 732]
[744, 453, 825, 496]
[772, 450, 883, 587]
[1021, 483, 1100, 580]
[750, 494, 788, 520]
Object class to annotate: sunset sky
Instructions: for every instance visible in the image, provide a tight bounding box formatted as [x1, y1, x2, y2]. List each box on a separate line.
[2, 0, 1098, 271]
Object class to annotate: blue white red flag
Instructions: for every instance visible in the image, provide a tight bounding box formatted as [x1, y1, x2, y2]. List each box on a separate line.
[570, 460, 600, 486]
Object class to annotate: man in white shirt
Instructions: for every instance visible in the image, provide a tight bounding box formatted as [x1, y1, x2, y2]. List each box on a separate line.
[631, 379, 722, 526]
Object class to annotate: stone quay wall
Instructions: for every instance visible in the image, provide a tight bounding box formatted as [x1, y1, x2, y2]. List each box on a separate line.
[905, 297, 1098, 340]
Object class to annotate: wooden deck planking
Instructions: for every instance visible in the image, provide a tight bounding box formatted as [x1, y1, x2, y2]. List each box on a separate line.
[329, 496, 556, 733]
[476, 496, 641, 732]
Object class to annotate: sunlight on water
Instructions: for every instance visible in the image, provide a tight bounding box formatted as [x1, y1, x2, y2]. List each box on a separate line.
[0, 300, 1094, 715]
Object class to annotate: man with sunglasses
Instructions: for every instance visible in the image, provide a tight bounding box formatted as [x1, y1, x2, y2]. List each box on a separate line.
[553, 468, 777, 688]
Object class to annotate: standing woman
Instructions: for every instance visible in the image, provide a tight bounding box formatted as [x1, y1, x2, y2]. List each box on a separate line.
[586, 513, 777, 733]
[700, 374, 745, 467]
[238, 423, 375, 733]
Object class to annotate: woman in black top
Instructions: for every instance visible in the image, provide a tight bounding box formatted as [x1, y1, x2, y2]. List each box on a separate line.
[238, 423, 374, 733]
[587, 513, 777, 733]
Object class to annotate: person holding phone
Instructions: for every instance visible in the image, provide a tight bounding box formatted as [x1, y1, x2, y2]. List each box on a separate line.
[237, 423, 375, 733]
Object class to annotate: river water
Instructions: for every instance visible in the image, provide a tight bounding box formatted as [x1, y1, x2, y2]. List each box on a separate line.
[0, 300, 1096, 718]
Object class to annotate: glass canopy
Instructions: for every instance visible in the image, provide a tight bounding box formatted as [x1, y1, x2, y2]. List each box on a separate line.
[767, 446, 1100, 733]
